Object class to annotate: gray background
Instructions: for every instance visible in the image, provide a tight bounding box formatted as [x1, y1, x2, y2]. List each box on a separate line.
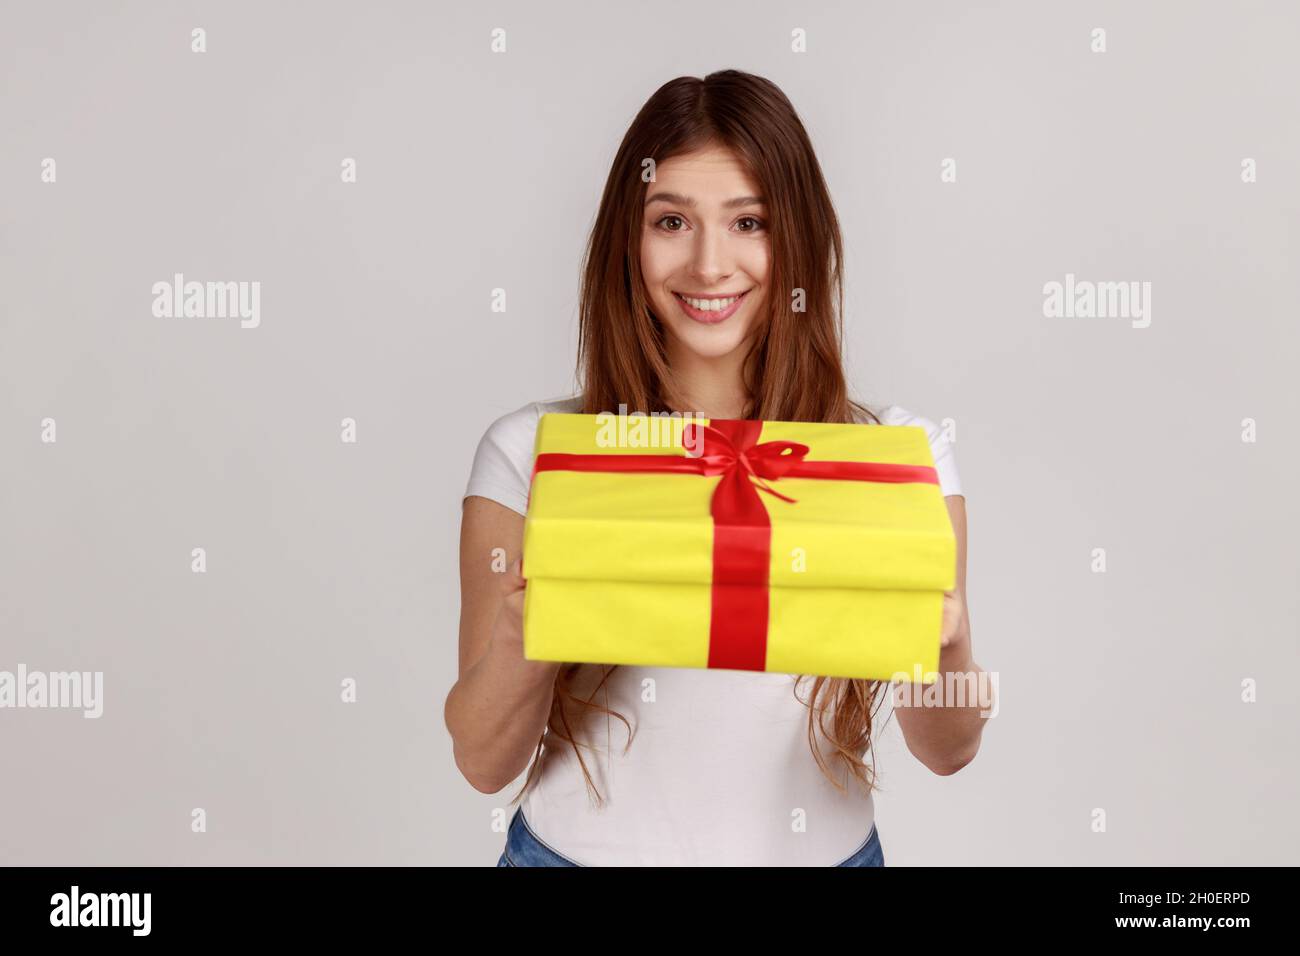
[2, 0, 1296, 865]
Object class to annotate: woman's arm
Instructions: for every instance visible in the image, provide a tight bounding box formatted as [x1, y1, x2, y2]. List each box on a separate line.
[893, 495, 993, 775]
[443, 495, 561, 793]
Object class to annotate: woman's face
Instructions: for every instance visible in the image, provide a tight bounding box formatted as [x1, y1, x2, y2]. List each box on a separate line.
[640, 144, 770, 364]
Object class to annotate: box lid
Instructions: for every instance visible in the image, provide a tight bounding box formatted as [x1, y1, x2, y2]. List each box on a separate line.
[522, 413, 956, 592]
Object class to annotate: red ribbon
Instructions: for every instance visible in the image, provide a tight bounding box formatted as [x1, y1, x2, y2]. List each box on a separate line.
[531, 420, 939, 672]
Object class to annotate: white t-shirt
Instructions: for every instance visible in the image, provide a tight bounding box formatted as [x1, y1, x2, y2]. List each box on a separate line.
[462, 394, 963, 865]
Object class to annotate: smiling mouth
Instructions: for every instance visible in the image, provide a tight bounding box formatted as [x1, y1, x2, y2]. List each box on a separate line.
[672, 289, 751, 323]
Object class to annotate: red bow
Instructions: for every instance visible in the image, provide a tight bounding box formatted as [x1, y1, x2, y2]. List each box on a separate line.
[531, 419, 939, 672]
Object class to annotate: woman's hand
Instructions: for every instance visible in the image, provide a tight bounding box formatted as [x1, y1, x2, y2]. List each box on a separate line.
[492, 556, 528, 650]
[937, 587, 973, 670]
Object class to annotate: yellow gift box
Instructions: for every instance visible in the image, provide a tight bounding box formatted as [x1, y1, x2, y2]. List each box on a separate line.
[521, 413, 956, 682]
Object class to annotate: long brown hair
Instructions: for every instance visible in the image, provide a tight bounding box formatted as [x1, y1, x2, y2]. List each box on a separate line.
[514, 69, 889, 806]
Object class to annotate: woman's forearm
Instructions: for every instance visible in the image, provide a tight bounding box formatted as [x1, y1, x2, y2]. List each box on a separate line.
[893, 647, 993, 775]
[445, 627, 561, 794]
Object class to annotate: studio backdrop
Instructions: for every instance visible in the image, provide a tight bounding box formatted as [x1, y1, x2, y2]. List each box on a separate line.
[1, 0, 1296, 865]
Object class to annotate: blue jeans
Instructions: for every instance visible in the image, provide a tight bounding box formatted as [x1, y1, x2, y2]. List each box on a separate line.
[495, 808, 885, 867]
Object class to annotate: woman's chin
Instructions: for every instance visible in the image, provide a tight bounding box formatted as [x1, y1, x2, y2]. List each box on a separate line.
[665, 324, 753, 362]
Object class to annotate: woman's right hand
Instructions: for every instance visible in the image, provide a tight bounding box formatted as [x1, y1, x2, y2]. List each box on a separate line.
[492, 555, 563, 684]
[492, 556, 529, 650]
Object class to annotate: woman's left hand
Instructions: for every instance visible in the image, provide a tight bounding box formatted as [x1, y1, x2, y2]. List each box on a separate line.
[938, 587, 972, 667]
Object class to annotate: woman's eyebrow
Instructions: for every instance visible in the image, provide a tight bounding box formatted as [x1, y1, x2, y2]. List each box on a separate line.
[644, 192, 766, 209]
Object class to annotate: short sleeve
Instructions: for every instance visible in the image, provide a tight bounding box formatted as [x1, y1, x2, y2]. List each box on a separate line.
[876, 405, 963, 497]
[463, 403, 542, 516]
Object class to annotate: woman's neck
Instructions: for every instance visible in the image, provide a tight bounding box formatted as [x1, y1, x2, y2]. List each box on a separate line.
[666, 341, 751, 420]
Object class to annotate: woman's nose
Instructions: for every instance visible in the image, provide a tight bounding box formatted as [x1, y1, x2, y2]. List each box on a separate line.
[688, 227, 731, 285]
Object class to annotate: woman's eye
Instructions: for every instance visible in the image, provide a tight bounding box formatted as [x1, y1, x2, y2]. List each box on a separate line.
[656, 214, 686, 232]
[735, 216, 765, 233]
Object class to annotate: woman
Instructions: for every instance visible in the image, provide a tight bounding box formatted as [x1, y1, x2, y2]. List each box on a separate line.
[446, 69, 990, 866]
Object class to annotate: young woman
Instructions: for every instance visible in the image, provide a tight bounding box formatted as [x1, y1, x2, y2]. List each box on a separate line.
[446, 69, 990, 867]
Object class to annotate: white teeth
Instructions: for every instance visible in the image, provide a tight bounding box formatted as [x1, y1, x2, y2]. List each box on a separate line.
[680, 294, 741, 311]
